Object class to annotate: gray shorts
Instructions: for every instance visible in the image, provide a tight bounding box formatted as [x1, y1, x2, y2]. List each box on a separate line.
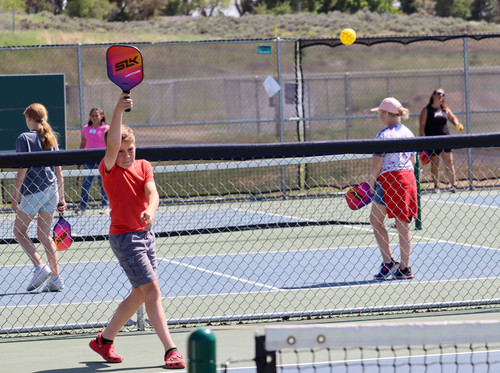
[19, 189, 58, 215]
[109, 230, 158, 288]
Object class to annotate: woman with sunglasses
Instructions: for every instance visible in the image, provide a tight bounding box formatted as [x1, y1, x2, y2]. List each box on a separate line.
[419, 89, 463, 193]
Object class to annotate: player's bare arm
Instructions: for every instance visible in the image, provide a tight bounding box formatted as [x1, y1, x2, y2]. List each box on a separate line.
[369, 156, 383, 193]
[418, 108, 427, 136]
[11, 168, 27, 212]
[142, 181, 160, 230]
[104, 94, 133, 172]
[55, 165, 66, 213]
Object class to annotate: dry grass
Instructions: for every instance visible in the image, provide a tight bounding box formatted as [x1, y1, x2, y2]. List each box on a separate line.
[2, 9, 500, 46]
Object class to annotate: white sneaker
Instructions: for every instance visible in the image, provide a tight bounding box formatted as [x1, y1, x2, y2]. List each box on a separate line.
[42, 276, 65, 292]
[27, 265, 51, 291]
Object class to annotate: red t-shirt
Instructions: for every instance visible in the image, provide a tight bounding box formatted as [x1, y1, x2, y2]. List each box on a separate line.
[99, 159, 155, 235]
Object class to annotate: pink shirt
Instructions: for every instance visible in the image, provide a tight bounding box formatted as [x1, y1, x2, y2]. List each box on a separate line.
[82, 124, 109, 149]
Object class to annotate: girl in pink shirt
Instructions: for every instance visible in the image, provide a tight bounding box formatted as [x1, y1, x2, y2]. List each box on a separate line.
[76, 108, 110, 215]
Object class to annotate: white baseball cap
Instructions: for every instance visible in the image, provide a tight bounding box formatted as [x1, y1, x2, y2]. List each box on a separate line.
[371, 97, 402, 114]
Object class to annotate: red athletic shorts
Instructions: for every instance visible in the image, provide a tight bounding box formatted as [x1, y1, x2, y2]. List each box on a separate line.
[378, 170, 417, 223]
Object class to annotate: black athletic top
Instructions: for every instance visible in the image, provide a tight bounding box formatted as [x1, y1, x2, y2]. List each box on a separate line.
[424, 104, 450, 136]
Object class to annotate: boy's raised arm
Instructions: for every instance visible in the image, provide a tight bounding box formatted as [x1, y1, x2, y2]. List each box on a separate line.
[103, 93, 133, 172]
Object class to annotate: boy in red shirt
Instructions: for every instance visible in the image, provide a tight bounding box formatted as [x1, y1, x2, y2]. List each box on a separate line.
[89, 94, 185, 369]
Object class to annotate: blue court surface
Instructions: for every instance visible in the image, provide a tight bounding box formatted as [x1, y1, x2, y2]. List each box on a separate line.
[0, 208, 309, 240]
[1, 241, 498, 307]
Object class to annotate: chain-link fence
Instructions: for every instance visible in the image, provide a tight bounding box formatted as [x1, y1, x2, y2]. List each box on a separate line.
[0, 35, 499, 337]
[1, 134, 499, 337]
[1, 34, 499, 149]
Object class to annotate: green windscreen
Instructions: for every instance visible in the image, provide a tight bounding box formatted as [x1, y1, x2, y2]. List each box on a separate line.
[0, 74, 66, 152]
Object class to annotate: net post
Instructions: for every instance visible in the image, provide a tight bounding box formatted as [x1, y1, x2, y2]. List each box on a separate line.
[414, 155, 422, 230]
[136, 305, 145, 331]
[188, 327, 216, 373]
[255, 334, 276, 373]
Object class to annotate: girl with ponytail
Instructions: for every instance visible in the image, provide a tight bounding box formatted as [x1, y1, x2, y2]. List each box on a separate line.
[11, 103, 67, 292]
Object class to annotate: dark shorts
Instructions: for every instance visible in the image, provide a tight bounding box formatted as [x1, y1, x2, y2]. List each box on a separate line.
[109, 230, 158, 288]
[372, 182, 385, 206]
[429, 149, 452, 156]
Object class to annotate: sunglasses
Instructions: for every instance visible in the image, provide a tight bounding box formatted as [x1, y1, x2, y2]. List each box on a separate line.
[434, 92, 446, 97]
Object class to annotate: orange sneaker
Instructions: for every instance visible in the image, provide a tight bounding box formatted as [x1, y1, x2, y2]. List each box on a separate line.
[89, 333, 123, 363]
[165, 348, 186, 369]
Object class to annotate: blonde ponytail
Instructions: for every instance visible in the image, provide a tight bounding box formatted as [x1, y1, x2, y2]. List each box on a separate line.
[398, 107, 410, 121]
[24, 103, 58, 150]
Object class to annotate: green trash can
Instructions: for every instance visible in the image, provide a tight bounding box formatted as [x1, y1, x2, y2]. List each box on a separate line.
[188, 327, 216, 373]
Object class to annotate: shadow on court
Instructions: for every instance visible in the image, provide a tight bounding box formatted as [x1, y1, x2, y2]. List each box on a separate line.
[34, 362, 165, 373]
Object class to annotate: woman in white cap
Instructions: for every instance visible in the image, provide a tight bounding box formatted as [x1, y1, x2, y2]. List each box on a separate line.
[369, 97, 418, 280]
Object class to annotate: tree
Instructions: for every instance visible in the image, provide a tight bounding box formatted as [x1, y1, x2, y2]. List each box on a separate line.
[107, 0, 168, 20]
[401, 0, 419, 13]
[451, 0, 472, 18]
[235, 0, 259, 15]
[435, 0, 453, 16]
[0, 0, 25, 12]
[191, 0, 231, 16]
[25, 0, 64, 13]
[435, 0, 472, 19]
[471, 0, 498, 21]
[318, 0, 396, 13]
[65, 0, 114, 19]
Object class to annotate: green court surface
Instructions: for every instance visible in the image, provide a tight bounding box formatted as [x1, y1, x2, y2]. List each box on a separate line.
[1, 189, 499, 335]
[2, 307, 500, 373]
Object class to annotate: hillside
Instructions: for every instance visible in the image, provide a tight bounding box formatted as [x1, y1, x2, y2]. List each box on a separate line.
[1, 9, 500, 46]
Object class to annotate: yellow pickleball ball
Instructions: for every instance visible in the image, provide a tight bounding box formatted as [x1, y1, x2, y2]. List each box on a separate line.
[340, 28, 356, 45]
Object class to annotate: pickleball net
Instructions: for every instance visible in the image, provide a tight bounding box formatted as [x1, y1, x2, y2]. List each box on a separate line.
[254, 320, 500, 372]
[0, 152, 375, 244]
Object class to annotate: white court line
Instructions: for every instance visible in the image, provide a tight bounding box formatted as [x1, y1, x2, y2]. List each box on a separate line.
[159, 257, 279, 291]
[232, 207, 316, 223]
[346, 224, 500, 251]
[422, 195, 500, 209]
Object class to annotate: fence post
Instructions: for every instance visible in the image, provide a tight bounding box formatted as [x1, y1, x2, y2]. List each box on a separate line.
[415, 156, 422, 230]
[136, 305, 145, 331]
[462, 36, 474, 191]
[77, 44, 85, 131]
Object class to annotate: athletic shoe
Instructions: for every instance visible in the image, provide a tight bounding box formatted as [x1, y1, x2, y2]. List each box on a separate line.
[393, 267, 414, 280]
[373, 260, 399, 280]
[75, 207, 86, 216]
[433, 187, 440, 194]
[42, 276, 65, 292]
[89, 333, 123, 363]
[165, 349, 186, 369]
[450, 185, 457, 193]
[27, 265, 51, 291]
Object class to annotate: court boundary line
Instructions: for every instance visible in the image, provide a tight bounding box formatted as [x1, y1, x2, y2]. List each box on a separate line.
[158, 257, 279, 291]
[348, 225, 500, 251]
[422, 194, 500, 209]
